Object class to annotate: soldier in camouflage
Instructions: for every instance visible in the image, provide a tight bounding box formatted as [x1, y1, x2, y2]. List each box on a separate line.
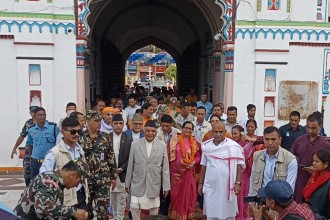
[14, 158, 90, 220]
[10, 106, 38, 187]
[155, 104, 168, 127]
[79, 110, 117, 220]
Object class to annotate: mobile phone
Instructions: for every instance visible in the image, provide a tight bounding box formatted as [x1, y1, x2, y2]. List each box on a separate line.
[298, 164, 307, 168]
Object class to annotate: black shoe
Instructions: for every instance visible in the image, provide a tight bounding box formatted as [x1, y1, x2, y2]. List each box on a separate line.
[128, 211, 132, 219]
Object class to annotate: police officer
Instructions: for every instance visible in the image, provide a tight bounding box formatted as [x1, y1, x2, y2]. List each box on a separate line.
[79, 110, 117, 220]
[27, 107, 60, 180]
[10, 106, 38, 186]
[14, 158, 89, 220]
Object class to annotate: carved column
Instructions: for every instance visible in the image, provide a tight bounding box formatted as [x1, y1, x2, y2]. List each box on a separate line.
[75, 0, 90, 113]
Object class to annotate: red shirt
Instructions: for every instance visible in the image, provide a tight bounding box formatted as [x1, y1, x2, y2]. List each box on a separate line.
[280, 201, 315, 220]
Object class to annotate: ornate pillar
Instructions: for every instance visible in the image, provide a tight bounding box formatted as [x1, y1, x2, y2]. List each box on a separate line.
[223, 45, 234, 107]
[75, 0, 90, 113]
[220, 0, 236, 107]
[213, 52, 222, 103]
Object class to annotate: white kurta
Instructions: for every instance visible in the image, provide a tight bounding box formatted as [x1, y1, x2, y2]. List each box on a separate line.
[201, 139, 245, 219]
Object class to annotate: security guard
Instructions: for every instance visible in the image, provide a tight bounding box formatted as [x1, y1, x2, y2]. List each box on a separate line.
[14, 158, 90, 220]
[79, 110, 117, 220]
[10, 106, 38, 186]
[27, 107, 59, 180]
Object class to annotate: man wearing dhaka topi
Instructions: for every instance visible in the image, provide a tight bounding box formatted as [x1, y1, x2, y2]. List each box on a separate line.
[198, 121, 245, 220]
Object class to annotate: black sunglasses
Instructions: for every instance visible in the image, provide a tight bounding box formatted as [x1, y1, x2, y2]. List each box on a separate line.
[63, 129, 82, 135]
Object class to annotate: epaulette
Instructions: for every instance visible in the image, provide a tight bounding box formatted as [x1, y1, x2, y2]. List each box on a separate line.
[27, 124, 37, 130]
[49, 122, 57, 126]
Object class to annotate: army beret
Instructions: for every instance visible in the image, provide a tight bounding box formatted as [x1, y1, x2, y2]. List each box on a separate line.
[86, 110, 102, 120]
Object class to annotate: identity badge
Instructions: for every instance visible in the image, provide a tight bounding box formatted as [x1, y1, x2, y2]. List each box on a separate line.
[100, 153, 104, 160]
[286, 132, 289, 137]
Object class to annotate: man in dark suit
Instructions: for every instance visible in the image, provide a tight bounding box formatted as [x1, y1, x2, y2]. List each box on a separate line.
[109, 114, 133, 220]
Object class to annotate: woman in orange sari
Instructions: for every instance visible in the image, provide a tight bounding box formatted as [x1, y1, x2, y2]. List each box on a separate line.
[302, 148, 330, 219]
[169, 121, 201, 220]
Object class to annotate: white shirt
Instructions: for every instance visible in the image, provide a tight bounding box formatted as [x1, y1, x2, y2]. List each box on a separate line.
[132, 131, 140, 140]
[125, 105, 141, 119]
[113, 132, 122, 166]
[146, 141, 153, 158]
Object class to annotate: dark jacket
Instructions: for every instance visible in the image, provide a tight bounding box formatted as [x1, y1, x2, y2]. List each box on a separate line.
[109, 132, 133, 183]
[124, 130, 145, 138]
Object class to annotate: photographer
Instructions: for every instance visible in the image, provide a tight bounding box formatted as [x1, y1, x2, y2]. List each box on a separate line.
[251, 180, 315, 220]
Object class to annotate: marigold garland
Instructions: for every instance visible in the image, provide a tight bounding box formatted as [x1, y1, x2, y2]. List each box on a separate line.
[180, 134, 196, 164]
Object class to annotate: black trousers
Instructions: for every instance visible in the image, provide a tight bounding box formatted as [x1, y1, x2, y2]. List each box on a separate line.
[159, 187, 171, 216]
[72, 186, 93, 220]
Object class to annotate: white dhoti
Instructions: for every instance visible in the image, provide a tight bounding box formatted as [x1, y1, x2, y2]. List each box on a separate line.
[201, 138, 245, 220]
[130, 193, 160, 220]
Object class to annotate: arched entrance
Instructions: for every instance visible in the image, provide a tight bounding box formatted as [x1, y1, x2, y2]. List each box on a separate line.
[75, 0, 236, 109]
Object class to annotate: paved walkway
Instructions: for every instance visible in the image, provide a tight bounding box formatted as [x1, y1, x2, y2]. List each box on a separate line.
[0, 175, 25, 210]
[0, 174, 205, 219]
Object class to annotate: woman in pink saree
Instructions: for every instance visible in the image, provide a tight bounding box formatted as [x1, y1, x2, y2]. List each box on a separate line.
[231, 123, 264, 220]
[169, 121, 201, 220]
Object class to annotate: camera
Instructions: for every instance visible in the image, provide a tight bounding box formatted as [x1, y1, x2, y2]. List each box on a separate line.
[243, 196, 266, 206]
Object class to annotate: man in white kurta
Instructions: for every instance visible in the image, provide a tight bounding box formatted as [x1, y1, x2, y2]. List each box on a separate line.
[198, 122, 245, 220]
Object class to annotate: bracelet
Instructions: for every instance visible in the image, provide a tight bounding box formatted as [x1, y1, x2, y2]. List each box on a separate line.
[235, 181, 241, 185]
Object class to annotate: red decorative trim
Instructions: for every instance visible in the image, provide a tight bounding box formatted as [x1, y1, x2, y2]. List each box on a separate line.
[289, 42, 330, 47]
[76, 36, 89, 41]
[14, 42, 54, 46]
[222, 41, 235, 45]
[255, 49, 289, 52]
[0, 35, 14, 39]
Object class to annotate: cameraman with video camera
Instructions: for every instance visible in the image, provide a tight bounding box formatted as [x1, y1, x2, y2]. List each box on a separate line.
[250, 180, 316, 220]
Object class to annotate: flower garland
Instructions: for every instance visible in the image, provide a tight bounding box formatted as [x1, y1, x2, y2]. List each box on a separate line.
[180, 134, 196, 164]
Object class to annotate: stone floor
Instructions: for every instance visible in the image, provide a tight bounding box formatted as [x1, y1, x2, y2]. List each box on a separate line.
[0, 173, 205, 219]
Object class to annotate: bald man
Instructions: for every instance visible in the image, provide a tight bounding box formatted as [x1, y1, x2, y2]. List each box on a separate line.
[198, 122, 245, 220]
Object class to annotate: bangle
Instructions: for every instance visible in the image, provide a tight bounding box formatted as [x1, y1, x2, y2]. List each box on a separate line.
[199, 182, 203, 184]
[235, 181, 241, 185]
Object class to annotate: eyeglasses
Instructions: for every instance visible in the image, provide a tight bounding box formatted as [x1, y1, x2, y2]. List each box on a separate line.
[133, 122, 143, 126]
[212, 130, 226, 134]
[63, 129, 82, 135]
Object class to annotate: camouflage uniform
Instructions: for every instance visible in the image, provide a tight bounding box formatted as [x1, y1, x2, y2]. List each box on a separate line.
[156, 104, 168, 127]
[79, 110, 117, 220]
[20, 118, 35, 186]
[15, 171, 75, 219]
[14, 158, 89, 220]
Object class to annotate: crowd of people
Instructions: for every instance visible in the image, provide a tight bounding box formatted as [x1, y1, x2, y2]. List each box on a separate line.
[10, 86, 330, 220]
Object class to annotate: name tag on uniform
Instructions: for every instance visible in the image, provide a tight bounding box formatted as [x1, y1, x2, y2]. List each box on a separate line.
[100, 153, 104, 160]
[286, 132, 289, 137]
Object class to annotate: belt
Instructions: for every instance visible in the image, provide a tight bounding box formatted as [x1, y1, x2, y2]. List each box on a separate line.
[32, 158, 44, 163]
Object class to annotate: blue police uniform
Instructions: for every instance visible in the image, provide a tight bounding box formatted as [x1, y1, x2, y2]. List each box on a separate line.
[27, 121, 59, 180]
